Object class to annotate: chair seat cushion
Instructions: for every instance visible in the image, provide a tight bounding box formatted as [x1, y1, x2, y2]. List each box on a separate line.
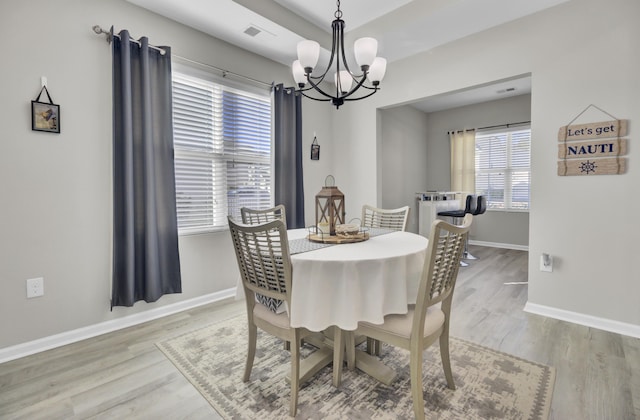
[255, 294, 285, 313]
[438, 210, 466, 217]
[254, 302, 291, 329]
[360, 306, 445, 340]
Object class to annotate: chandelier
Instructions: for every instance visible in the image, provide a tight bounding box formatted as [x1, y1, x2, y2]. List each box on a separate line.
[292, 0, 387, 109]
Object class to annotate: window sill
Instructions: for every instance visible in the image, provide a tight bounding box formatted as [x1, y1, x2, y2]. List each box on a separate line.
[178, 227, 228, 236]
[486, 208, 529, 214]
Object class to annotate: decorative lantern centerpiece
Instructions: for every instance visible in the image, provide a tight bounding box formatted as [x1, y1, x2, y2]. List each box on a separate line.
[315, 175, 345, 236]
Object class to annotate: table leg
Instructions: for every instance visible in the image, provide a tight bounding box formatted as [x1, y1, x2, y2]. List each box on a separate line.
[286, 331, 333, 385]
[288, 329, 397, 387]
[354, 349, 397, 386]
[344, 331, 397, 386]
[332, 328, 344, 387]
[296, 347, 333, 384]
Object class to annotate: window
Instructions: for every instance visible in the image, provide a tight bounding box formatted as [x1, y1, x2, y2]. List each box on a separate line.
[475, 127, 531, 210]
[172, 70, 272, 234]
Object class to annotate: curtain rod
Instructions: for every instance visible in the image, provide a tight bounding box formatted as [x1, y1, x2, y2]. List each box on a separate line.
[92, 25, 274, 89]
[447, 120, 530, 135]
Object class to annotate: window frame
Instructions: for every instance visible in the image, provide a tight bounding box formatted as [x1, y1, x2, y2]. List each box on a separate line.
[474, 125, 531, 212]
[172, 62, 273, 235]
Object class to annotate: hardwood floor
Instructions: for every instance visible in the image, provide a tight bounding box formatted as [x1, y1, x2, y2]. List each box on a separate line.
[1, 246, 638, 419]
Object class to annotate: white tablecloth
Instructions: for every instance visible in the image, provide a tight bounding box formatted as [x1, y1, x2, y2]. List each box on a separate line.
[288, 230, 428, 332]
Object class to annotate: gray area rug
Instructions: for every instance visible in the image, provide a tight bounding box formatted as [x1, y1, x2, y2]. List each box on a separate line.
[157, 315, 554, 419]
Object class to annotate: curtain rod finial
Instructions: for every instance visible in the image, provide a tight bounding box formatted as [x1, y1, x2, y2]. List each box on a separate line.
[92, 25, 113, 43]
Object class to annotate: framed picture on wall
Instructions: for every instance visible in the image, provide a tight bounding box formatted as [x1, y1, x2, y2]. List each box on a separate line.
[31, 86, 60, 133]
[311, 137, 320, 160]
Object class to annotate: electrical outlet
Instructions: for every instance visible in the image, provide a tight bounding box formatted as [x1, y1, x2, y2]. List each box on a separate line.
[539, 254, 553, 272]
[26, 277, 44, 298]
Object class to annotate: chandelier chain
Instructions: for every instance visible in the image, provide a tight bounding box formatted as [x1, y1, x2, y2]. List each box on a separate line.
[335, 0, 342, 19]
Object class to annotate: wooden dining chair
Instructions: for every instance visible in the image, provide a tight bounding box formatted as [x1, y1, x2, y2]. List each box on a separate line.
[228, 217, 312, 417]
[354, 214, 473, 420]
[361, 204, 410, 356]
[361, 204, 410, 232]
[241, 204, 287, 226]
[240, 204, 290, 349]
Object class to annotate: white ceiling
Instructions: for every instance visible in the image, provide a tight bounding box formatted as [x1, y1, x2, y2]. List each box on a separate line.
[409, 75, 532, 113]
[271, 0, 414, 32]
[127, 0, 567, 111]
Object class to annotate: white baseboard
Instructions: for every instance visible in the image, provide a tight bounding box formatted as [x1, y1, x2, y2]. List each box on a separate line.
[469, 240, 528, 251]
[0, 288, 237, 364]
[524, 302, 640, 339]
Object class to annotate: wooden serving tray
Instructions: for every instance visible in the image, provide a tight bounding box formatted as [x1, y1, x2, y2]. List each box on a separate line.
[307, 232, 370, 244]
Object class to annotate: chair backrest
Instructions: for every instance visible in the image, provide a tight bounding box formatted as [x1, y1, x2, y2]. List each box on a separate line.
[463, 194, 477, 214]
[241, 205, 287, 227]
[361, 205, 410, 231]
[228, 217, 292, 309]
[413, 214, 473, 333]
[473, 195, 487, 215]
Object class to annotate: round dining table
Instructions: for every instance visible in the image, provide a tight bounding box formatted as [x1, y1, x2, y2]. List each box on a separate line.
[286, 228, 428, 386]
[287, 228, 428, 332]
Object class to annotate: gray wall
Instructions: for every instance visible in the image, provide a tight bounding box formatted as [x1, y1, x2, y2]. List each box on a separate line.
[331, 0, 640, 329]
[379, 106, 430, 233]
[0, 0, 333, 349]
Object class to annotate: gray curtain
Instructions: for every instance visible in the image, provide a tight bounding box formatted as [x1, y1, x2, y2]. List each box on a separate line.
[111, 30, 182, 308]
[273, 84, 304, 229]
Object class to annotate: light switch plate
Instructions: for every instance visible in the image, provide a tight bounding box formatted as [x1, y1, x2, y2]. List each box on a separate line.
[540, 254, 553, 272]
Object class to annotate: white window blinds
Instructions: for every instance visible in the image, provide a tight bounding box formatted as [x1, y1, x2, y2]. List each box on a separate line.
[172, 72, 272, 233]
[222, 90, 272, 219]
[475, 127, 531, 210]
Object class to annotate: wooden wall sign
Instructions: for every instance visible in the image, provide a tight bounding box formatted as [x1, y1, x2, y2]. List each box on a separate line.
[557, 120, 628, 141]
[558, 138, 627, 159]
[557, 157, 626, 176]
[557, 117, 629, 176]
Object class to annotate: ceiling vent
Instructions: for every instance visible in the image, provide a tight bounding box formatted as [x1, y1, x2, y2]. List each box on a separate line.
[244, 26, 261, 37]
[497, 87, 517, 94]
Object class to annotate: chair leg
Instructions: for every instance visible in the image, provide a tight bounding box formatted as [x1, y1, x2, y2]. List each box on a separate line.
[333, 328, 344, 387]
[366, 337, 375, 355]
[290, 331, 300, 417]
[346, 332, 356, 370]
[244, 324, 257, 381]
[462, 235, 477, 260]
[439, 333, 455, 390]
[409, 345, 425, 420]
[445, 216, 470, 266]
[366, 338, 382, 356]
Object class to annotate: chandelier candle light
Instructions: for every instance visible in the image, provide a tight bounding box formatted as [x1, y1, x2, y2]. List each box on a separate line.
[292, 0, 387, 109]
